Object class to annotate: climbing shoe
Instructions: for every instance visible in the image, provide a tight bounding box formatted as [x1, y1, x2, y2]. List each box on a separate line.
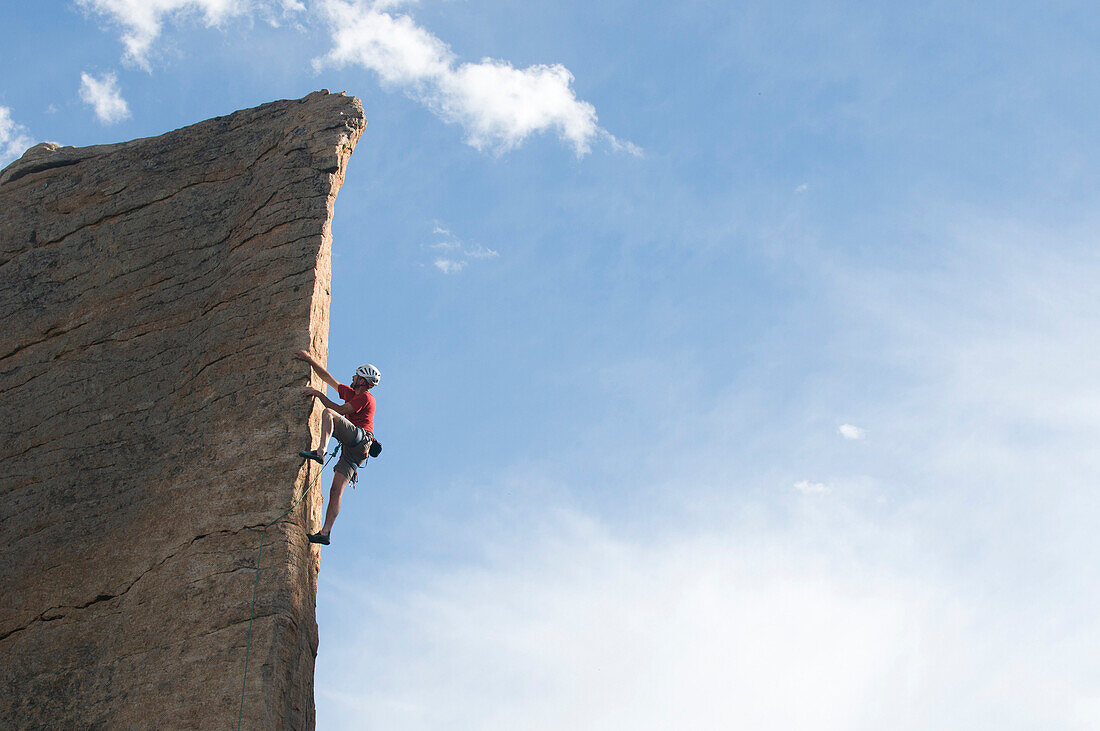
[298, 450, 324, 464]
[308, 532, 331, 545]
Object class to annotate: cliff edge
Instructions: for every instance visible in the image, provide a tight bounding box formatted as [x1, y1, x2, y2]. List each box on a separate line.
[0, 91, 365, 729]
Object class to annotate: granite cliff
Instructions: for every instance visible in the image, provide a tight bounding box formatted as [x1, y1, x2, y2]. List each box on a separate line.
[0, 91, 365, 728]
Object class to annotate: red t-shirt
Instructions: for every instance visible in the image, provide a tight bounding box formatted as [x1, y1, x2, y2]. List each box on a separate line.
[337, 384, 375, 433]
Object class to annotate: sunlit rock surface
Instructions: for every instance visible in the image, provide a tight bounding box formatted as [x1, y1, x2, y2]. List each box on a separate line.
[0, 90, 364, 729]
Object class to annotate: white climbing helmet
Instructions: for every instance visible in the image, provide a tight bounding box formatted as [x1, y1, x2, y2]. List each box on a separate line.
[355, 363, 381, 386]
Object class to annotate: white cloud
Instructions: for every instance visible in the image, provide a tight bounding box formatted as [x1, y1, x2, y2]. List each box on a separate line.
[317, 505, 1091, 730]
[463, 244, 499, 259]
[78, 0, 630, 156]
[607, 133, 644, 157]
[434, 59, 598, 155]
[795, 182, 809, 193]
[794, 479, 831, 494]
[78, 0, 301, 70]
[79, 72, 132, 124]
[263, 0, 307, 27]
[425, 224, 499, 272]
[318, 514, 918, 729]
[839, 423, 866, 440]
[434, 258, 465, 274]
[315, 0, 632, 156]
[313, 215, 1100, 730]
[0, 107, 35, 167]
[318, 2, 452, 85]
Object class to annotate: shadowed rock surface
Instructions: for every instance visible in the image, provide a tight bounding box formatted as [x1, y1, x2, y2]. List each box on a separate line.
[0, 91, 365, 729]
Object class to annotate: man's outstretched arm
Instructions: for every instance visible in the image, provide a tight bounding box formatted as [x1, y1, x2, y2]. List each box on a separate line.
[293, 350, 340, 390]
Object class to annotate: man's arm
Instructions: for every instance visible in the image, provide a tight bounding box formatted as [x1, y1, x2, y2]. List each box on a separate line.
[293, 350, 340, 390]
[301, 386, 355, 415]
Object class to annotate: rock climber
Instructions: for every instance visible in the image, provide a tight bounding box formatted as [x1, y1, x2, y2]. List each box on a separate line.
[293, 349, 380, 545]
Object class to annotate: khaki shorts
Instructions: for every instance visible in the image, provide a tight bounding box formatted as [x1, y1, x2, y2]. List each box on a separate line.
[332, 414, 373, 480]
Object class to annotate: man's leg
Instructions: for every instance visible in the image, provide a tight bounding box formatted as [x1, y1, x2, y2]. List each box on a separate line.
[318, 469, 350, 537]
[316, 408, 336, 456]
[301, 408, 337, 463]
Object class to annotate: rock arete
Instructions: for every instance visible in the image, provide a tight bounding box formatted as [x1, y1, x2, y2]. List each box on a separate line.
[0, 91, 365, 729]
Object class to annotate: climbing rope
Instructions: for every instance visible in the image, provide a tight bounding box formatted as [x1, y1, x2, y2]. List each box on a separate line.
[236, 448, 338, 731]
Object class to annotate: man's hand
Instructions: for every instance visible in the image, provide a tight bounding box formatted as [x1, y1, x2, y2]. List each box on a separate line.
[302, 386, 342, 413]
[294, 349, 341, 390]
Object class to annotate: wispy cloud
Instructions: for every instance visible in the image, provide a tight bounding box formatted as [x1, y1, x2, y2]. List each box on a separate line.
[0, 107, 35, 167]
[78, 0, 301, 70]
[795, 182, 808, 193]
[463, 244, 499, 260]
[312, 213, 1100, 729]
[428, 240, 460, 251]
[315, 506, 1056, 730]
[314, 0, 636, 156]
[838, 424, 865, 440]
[433, 258, 465, 274]
[794, 479, 830, 494]
[79, 72, 131, 124]
[608, 134, 644, 158]
[424, 223, 498, 274]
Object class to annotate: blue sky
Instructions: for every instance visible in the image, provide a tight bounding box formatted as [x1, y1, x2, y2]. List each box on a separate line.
[4, 1, 1100, 727]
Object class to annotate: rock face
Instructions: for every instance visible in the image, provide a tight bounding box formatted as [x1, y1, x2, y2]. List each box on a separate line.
[0, 91, 365, 729]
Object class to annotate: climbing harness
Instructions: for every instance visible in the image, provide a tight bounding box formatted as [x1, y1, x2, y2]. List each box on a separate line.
[236, 447, 338, 731]
[349, 429, 379, 488]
